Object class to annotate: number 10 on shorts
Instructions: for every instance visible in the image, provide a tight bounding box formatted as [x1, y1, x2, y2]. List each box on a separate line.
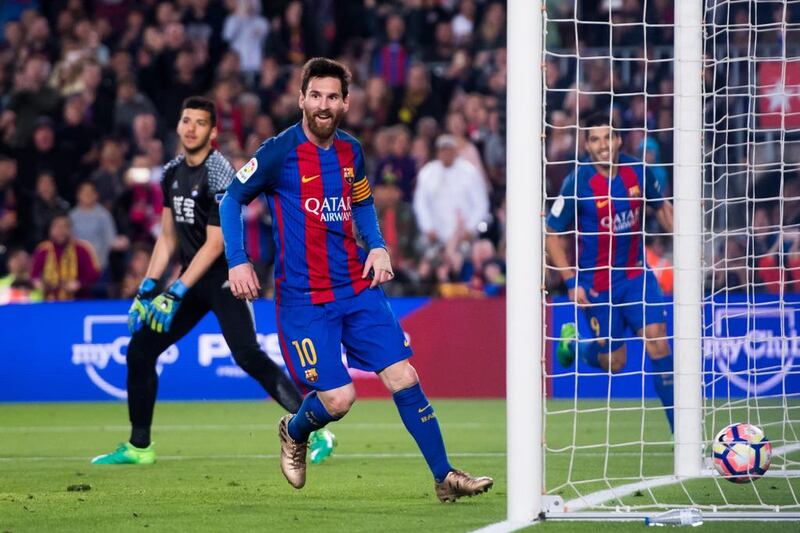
[292, 338, 318, 367]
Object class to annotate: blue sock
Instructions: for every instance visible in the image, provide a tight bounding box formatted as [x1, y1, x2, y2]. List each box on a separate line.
[288, 392, 335, 442]
[578, 338, 603, 368]
[393, 383, 452, 482]
[651, 355, 675, 433]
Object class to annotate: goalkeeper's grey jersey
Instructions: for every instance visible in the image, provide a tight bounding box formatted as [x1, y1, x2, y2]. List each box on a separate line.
[160, 149, 235, 273]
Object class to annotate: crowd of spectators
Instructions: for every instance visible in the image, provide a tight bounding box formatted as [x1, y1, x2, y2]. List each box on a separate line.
[1, 0, 798, 304]
[543, 0, 800, 297]
[0, 0, 508, 302]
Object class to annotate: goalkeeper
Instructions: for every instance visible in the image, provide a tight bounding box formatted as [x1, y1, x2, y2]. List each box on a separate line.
[92, 97, 335, 464]
[546, 112, 675, 432]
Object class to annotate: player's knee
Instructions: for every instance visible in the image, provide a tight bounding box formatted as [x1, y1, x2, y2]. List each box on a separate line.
[643, 323, 666, 340]
[230, 346, 267, 374]
[646, 338, 671, 359]
[126, 338, 152, 369]
[379, 360, 418, 393]
[319, 390, 355, 418]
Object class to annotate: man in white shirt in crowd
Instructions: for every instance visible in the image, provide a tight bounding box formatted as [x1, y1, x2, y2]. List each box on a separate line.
[413, 134, 489, 249]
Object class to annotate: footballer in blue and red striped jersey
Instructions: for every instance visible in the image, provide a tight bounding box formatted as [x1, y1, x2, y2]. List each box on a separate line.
[546, 112, 675, 433]
[226, 123, 375, 306]
[220, 58, 493, 499]
[547, 152, 663, 295]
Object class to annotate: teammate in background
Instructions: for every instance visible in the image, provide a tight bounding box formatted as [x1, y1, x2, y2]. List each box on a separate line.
[92, 97, 335, 465]
[219, 58, 493, 501]
[546, 112, 675, 432]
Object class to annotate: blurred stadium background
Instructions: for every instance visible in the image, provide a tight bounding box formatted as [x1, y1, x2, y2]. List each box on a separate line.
[0, 0, 509, 301]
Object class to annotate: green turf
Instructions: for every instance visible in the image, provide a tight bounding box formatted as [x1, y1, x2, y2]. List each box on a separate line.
[545, 399, 800, 509]
[0, 400, 798, 532]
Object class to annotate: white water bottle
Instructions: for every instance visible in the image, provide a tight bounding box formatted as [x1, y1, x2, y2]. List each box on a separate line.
[645, 508, 704, 527]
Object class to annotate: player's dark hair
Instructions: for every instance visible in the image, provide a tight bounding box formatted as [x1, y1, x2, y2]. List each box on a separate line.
[582, 111, 620, 138]
[181, 96, 217, 127]
[301, 57, 351, 98]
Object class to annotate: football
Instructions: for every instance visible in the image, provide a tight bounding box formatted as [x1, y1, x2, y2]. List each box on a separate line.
[712, 423, 772, 483]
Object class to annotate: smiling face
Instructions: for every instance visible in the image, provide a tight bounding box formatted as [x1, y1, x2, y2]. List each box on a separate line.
[299, 76, 349, 143]
[585, 124, 622, 170]
[176, 108, 216, 155]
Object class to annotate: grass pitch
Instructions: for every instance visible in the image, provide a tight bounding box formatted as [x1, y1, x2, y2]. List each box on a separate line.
[1, 399, 798, 532]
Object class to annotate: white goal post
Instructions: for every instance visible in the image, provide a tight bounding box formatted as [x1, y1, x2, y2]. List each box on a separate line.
[500, 0, 800, 528]
[672, 0, 705, 480]
[505, 0, 543, 525]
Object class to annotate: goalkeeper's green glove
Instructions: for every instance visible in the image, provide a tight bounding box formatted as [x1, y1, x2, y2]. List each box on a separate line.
[146, 279, 188, 333]
[128, 278, 158, 334]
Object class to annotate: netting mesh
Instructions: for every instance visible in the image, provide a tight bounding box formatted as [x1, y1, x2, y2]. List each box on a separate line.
[701, 0, 800, 509]
[542, 0, 800, 513]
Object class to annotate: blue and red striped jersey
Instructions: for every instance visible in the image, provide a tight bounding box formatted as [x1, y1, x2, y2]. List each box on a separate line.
[226, 123, 381, 305]
[546, 154, 664, 292]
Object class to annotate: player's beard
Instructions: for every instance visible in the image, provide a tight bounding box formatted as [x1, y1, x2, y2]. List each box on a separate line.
[305, 108, 342, 141]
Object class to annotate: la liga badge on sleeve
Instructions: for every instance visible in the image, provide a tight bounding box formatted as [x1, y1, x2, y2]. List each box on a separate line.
[236, 157, 258, 183]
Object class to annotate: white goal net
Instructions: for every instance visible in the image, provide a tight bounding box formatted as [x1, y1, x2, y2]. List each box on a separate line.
[537, 0, 800, 520]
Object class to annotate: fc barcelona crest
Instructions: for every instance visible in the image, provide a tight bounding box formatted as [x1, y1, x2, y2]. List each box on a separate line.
[305, 368, 319, 383]
[343, 167, 355, 184]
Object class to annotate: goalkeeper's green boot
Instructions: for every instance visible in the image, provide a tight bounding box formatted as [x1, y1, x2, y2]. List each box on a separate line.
[91, 442, 156, 465]
[308, 428, 337, 465]
[556, 322, 578, 367]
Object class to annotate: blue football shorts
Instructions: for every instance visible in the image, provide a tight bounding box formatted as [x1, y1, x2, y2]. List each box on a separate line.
[275, 287, 412, 392]
[582, 270, 668, 351]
